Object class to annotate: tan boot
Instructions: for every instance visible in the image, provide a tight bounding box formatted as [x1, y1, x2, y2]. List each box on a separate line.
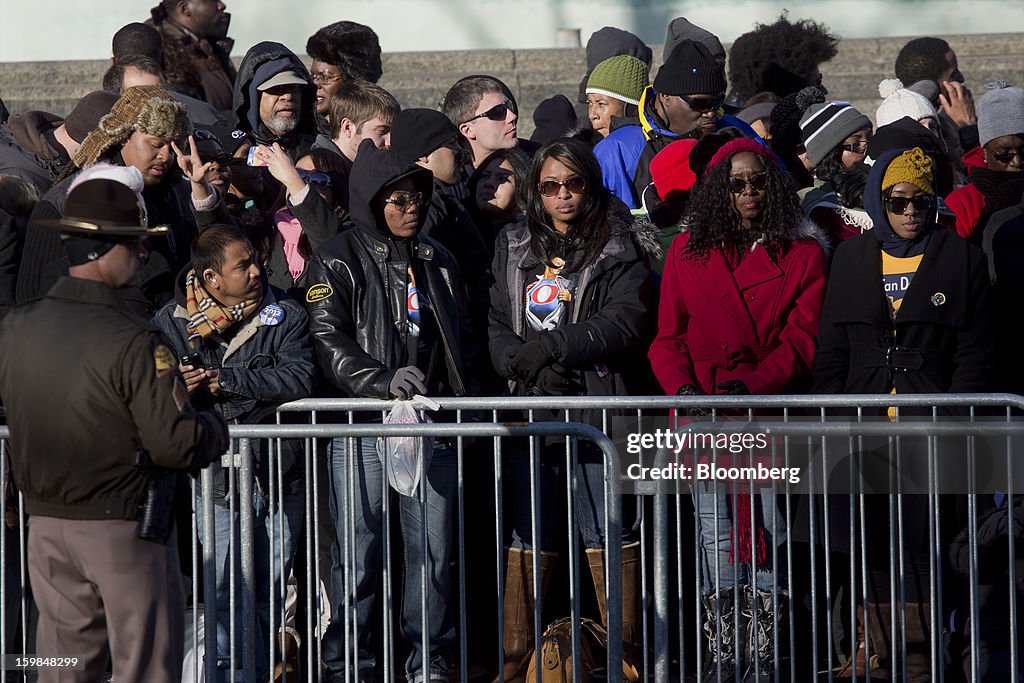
[835, 604, 880, 677]
[492, 548, 557, 683]
[586, 542, 642, 680]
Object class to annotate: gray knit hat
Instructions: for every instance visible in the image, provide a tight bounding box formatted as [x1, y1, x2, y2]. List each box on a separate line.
[799, 101, 872, 166]
[663, 17, 725, 62]
[977, 81, 1024, 148]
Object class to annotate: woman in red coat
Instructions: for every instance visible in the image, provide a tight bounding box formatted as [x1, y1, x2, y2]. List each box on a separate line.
[648, 137, 827, 681]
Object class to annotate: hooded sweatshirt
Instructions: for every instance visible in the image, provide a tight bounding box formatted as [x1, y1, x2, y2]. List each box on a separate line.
[231, 42, 317, 155]
[347, 140, 443, 379]
[865, 147, 939, 260]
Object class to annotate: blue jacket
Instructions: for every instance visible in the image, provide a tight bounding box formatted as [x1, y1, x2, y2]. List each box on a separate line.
[153, 279, 316, 498]
[594, 86, 762, 209]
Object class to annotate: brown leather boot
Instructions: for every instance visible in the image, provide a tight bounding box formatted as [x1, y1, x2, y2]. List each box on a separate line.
[901, 602, 934, 683]
[835, 604, 881, 677]
[864, 602, 894, 680]
[492, 548, 557, 683]
[586, 542, 642, 680]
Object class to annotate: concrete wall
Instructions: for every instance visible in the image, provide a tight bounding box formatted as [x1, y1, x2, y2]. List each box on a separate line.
[2, 32, 1023, 138]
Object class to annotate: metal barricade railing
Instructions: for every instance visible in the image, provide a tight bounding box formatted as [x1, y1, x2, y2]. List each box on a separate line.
[2, 393, 1024, 683]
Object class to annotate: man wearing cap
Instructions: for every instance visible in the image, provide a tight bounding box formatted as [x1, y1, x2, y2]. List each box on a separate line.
[0, 168, 229, 683]
[0, 90, 118, 194]
[594, 39, 760, 210]
[231, 42, 317, 161]
[153, 222, 316, 681]
[17, 85, 195, 311]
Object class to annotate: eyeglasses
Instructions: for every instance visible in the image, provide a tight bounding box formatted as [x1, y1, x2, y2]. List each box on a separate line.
[681, 94, 725, 113]
[884, 195, 935, 214]
[727, 173, 769, 194]
[311, 73, 343, 86]
[462, 102, 510, 124]
[538, 175, 586, 197]
[988, 148, 1024, 164]
[384, 191, 425, 212]
[297, 169, 332, 187]
[842, 140, 869, 155]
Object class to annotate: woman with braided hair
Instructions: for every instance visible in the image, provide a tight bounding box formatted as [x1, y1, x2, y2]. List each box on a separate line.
[649, 137, 827, 680]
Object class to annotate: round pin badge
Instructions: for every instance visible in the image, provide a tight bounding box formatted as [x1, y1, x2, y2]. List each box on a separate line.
[930, 292, 946, 307]
[259, 303, 285, 326]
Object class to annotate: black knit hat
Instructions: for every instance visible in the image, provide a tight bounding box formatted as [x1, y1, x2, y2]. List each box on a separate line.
[390, 108, 459, 163]
[63, 90, 120, 144]
[653, 40, 726, 97]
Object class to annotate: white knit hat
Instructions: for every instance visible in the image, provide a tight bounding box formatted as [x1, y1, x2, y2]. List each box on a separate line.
[875, 79, 938, 128]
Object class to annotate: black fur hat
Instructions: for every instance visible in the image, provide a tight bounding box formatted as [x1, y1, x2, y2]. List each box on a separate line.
[306, 21, 383, 83]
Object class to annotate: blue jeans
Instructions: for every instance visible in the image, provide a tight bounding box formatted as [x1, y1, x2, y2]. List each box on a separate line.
[322, 436, 457, 683]
[509, 439, 631, 551]
[692, 481, 787, 593]
[198, 474, 305, 679]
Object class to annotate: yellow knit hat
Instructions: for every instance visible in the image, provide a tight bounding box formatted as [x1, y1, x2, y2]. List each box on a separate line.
[881, 147, 934, 195]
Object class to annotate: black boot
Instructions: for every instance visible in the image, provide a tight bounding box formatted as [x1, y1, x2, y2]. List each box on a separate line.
[701, 589, 739, 681]
[742, 587, 786, 681]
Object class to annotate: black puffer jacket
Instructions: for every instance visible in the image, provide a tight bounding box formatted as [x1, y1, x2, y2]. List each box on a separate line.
[306, 141, 474, 399]
[231, 42, 317, 156]
[489, 206, 660, 399]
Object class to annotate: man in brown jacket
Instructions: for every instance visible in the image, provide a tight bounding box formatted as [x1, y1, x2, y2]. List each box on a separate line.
[147, 0, 236, 113]
[0, 171, 229, 683]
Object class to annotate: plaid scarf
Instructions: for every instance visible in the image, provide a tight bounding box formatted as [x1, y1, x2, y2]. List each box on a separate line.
[184, 268, 261, 348]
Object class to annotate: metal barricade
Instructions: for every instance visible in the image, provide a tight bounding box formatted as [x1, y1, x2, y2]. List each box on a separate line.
[2, 393, 1024, 683]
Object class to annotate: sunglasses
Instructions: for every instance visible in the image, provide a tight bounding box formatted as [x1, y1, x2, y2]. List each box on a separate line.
[727, 173, 769, 194]
[462, 102, 510, 124]
[988, 148, 1024, 164]
[841, 140, 869, 155]
[682, 94, 725, 113]
[384, 191, 425, 211]
[538, 175, 586, 197]
[297, 169, 332, 187]
[884, 195, 935, 214]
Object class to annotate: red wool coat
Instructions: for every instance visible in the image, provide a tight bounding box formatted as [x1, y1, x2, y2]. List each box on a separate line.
[649, 231, 827, 396]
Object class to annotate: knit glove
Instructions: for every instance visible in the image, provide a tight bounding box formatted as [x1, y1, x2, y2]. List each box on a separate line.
[388, 366, 427, 400]
[510, 340, 553, 384]
[677, 383, 712, 420]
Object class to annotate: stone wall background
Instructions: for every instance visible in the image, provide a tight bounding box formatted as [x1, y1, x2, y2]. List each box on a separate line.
[2, 33, 1022, 137]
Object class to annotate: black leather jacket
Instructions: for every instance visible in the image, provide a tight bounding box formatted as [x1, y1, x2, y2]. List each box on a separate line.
[306, 141, 474, 399]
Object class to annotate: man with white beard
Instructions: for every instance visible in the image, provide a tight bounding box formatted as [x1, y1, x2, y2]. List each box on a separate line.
[230, 42, 318, 162]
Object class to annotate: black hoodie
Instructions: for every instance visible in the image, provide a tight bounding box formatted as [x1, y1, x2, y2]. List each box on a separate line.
[307, 141, 475, 399]
[231, 42, 317, 155]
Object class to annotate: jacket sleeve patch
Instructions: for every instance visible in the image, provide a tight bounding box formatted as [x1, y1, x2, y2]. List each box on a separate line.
[154, 344, 177, 378]
[305, 283, 334, 303]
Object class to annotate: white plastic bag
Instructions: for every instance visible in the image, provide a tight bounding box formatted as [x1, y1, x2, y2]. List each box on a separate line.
[377, 398, 438, 497]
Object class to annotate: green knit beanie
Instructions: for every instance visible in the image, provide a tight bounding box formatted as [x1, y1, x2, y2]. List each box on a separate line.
[586, 55, 650, 106]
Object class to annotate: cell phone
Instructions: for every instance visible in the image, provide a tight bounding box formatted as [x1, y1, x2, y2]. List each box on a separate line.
[180, 352, 204, 369]
[246, 145, 269, 167]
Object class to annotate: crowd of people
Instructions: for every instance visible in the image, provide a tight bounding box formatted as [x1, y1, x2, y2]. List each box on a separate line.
[1, 2, 1023, 683]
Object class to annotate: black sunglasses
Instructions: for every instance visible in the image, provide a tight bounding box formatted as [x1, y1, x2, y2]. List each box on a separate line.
[462, 102, 510, 124]
[884, 195, 935, 214]
[682, 94, 725, 113]
[988, 148, 1024, 164]
[841, 140, 869, 155]
[297, 169, 331, 187]
[538, 175, 586, 197]
[727, 173, 769, 194]
[384, 191, 425, 211]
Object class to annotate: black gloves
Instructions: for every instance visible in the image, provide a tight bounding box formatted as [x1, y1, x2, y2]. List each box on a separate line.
[532, 364, 583, 396]
[388, 366, 427, 399]
[676, 383, 712, 419]
[510, 340, 552, 383]
[715, 380, 750, 395]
